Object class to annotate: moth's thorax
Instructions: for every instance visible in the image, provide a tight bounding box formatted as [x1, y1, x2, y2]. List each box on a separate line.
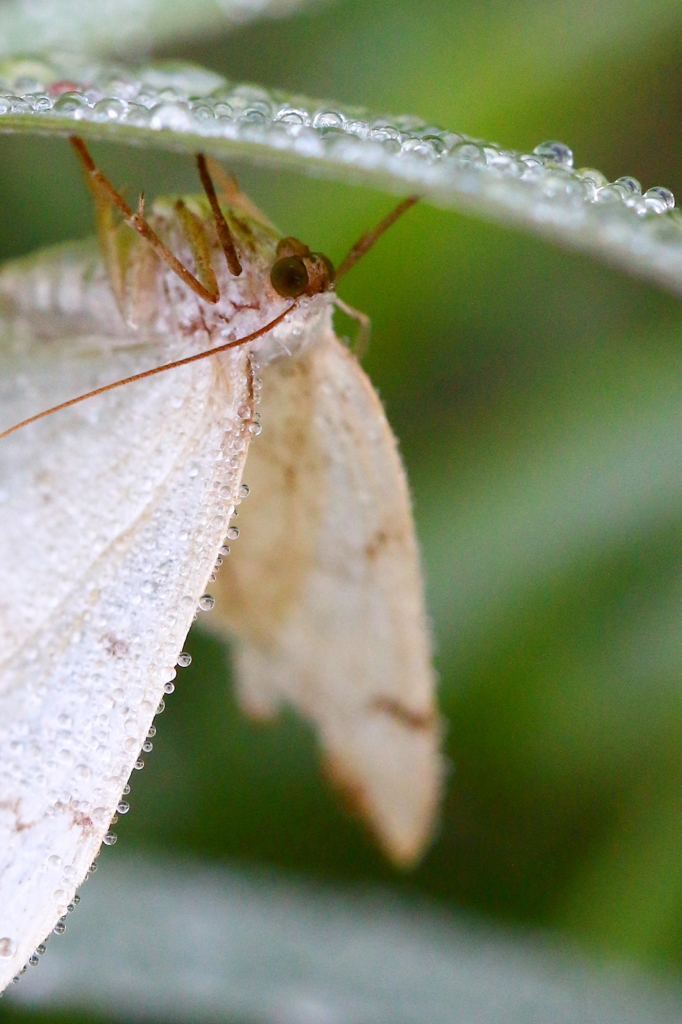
[121, 194, 335, 367]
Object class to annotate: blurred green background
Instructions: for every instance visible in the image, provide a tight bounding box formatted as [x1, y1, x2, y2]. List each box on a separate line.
[5, 0, 682, 1014]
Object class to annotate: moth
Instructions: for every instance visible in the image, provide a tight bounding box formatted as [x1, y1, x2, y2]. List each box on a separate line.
[0, 137, 441, 988]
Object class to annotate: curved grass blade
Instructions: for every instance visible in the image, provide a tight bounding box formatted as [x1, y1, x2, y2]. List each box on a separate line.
[11, 855, 682, 1024]
[0, 0, 326, 58]
[1, 55, 681, 297]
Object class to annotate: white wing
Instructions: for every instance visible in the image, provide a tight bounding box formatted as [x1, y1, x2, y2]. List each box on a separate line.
[207, 330, 441, 865]
[0, 240, 253, 989]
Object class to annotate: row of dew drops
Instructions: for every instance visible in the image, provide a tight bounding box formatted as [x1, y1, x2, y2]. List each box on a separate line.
[0, 481, 250, 987]
[0, 62, 677, 222]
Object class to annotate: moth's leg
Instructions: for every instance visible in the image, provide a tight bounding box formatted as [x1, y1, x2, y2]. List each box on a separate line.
[79, 167, 128, 309]
[333, 296, 372, 358]
[195, 154, 242, 277]
[69, 136, 219, 304]
[203, 155, 277, 229]
[172, 198, 220, 302]
[203, 158, 241, 202]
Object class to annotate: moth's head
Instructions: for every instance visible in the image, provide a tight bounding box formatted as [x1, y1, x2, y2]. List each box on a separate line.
[147, 196, 335, 306]
[269, 237, 335, 299]
[130, 193, 334, 366]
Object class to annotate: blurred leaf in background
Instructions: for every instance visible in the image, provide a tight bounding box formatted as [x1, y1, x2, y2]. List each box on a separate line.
[4, 0, 682, 1016]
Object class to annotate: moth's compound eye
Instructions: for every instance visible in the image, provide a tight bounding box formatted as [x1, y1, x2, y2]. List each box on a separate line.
[270, 255, 310, 298]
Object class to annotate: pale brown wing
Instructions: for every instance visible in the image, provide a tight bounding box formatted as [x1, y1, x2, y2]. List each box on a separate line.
[206, 330, 441, 865]
[0, 239, 255, 990]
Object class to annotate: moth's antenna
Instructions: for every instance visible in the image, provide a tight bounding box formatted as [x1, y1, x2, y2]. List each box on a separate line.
[70, 136, 220, 304]
[196, 154, 242, 277]
[0, 304, 296, 442]
[335, 195, 419, 280]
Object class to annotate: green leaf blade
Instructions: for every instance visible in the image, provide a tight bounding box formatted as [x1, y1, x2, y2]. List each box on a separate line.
[0, 0, 324, 57]
[2, 53, 682, 298]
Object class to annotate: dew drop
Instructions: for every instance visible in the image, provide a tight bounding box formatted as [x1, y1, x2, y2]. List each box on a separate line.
[198, 594, 215, 611]
[276, 107, 308, 125]
[156, 700, 165, 714]
[53, 921, 66, 935]
[239, 484, 250, 498]
[226, 527, 239, 540]
[28, 953, 39, 967]
[52, 91, 89, 116]
[190, 101, 215, 121]
[593, 184, 625, 205]
[134, 759, 144, 770]
[643, 195, 667, 214]
[93, 97, 127, 121]
[402, 138, 440, 159]
[103, 832, 117, 845]
[219, 545, 231, 557]
[615, 175, 641, 194]
[450, 142, 485, 169]
[533, 140, 573, 168]
[645, 185, 675, 209]
[177, 652, 192, 668]
[239, 107, 266, 125]
[9, 96, 32, 114]
[117, 801, 130, 814]
[577, 167, 608, 188]
[149, 101, 193, 131]
[0, 938, 16, 958]
[313, 109, 345, 129]
[369, 125, 400, 146]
